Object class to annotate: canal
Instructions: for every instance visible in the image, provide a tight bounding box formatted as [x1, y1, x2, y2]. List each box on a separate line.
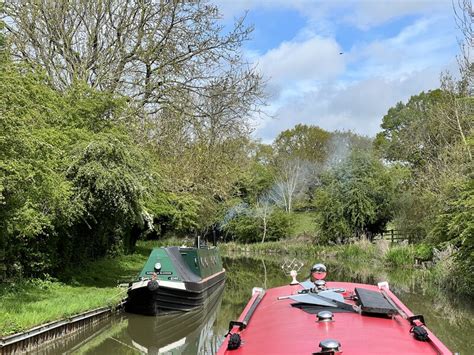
[39, 255, 473, 354]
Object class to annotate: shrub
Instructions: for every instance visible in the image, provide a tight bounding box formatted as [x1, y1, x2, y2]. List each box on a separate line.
[223, 209, 292, 243]
[384, 246, 415, 267]
[414, 243, 433, 261]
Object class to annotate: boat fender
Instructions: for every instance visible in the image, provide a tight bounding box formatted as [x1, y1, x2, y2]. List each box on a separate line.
[147, 280, 159, 291]
[410, 325, 429, 341]
[227, 333, 241, 350]
[408, 314, 428, 341]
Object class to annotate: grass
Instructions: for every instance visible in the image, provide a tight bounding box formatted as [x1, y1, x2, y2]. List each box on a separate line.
[290, 211, 317, 237]
[0, 238, 190, 337]
[0, 252, 150, 337]
[0, 281, 123, 336]
[384, 245, 415, 267]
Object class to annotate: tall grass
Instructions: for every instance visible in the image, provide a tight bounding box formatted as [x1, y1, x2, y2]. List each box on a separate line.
[384, 245, 415, 267]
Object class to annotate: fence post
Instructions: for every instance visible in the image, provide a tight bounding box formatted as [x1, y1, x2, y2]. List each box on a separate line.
[391, 229, 394, 244]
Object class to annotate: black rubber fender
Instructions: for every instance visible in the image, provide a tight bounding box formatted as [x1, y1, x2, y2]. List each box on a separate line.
[147, 280, 159, 291]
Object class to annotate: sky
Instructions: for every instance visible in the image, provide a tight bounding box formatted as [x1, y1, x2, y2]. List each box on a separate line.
[213, 0, 461, 142]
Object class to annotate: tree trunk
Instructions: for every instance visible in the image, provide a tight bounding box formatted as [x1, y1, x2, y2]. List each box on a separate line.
[261, 216, 267, 244]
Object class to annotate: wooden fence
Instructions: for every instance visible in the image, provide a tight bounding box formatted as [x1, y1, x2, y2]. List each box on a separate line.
[374, 229, 420, 244]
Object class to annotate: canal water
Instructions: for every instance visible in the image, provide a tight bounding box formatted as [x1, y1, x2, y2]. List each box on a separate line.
[39, 255, 473, 354]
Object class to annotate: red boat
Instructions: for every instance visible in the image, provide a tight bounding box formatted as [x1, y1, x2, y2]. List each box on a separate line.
[218, 264, 452, 355]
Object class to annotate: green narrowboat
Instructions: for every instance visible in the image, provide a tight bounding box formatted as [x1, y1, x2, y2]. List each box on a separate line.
[125, 245, 225, 315]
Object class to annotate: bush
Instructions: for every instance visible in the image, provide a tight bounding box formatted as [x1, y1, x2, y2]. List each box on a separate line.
[313, 151, 399, 244]
[335, 239, 377, 263]
[223, 209, 292, 243]
[414, 243, 433, 261]
[384, 246, 415, 267]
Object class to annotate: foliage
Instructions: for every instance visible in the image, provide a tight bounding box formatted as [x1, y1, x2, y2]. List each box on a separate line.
[414, 243, 433, 262]
[145, 192, 201, 238]
[273, 124, 331, 164]
[222, 208, 291, 243]
[65, 132, 148, 258]
[430, 166, 473, 244]
[233, 144, 275, 204]
[374, 90, 448, 167]
[313, 150, 398, 244]
[375, 68, 473, 295]
[0, 60, 152, 276]
[430, 161, 473, 295]
[384, 246, 415, 267]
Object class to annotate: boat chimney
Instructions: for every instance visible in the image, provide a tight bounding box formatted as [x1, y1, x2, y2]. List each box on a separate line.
[319, 338, 341, 352]
[310, 263, 327, 282]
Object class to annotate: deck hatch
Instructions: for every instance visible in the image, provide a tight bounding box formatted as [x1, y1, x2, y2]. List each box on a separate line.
[355, 287, 397, 315]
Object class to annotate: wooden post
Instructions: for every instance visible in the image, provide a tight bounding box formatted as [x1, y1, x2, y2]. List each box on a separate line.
[391, 229, 394, 244]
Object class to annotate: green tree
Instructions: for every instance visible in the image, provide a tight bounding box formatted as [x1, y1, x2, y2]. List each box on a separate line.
[0, 59, 152, 276]
[274, 124, 331, 164]
[313, 151, 398, 244]
[223, 208, 291, 243]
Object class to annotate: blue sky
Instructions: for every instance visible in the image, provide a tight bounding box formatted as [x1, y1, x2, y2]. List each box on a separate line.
[213, 0, 460, 142]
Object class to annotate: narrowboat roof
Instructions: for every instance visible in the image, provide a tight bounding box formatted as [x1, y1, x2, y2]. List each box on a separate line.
[218, 281, 452, 354]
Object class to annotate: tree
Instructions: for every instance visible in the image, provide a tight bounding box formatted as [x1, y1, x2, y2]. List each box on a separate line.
[221, 204, 290, 243]
[374, 90, 450, 167]
[2, 0, 263, 116]
[313, 151, 398, 243]
[453, 0, 473, 96]
[273, 124, 331, 164]
[0, 57, 153, 276]
[269, 159, 309, 213]
[254, 195, 273, 244]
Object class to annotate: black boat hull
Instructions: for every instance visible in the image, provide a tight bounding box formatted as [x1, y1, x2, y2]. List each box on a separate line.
[125, 269, 225, 315]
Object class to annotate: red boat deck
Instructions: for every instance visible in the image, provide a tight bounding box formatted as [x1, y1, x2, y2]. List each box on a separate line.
[218, 282, 452, 355]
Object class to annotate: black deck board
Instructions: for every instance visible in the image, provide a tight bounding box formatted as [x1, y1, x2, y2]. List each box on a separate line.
[355, 287, 397, 315]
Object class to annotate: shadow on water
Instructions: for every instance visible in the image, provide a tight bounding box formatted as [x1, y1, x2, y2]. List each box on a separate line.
[39, 255, 473, 354]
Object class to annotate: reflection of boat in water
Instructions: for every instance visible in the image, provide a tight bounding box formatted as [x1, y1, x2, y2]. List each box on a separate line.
[126, 246, 225, 315]
[128, 282, 225, 354]
[219, 263, 452, 355]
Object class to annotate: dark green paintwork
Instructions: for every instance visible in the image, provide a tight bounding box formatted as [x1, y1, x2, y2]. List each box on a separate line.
[137, 247, 223, 282]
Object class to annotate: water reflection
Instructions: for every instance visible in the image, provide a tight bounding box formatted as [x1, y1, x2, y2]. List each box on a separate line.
[40, 255, 473, 354]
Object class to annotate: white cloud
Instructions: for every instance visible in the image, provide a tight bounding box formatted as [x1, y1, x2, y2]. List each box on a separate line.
[347, 17, 456, 80]
[342, 0, 448, 29]
[214, 1, 458, 142]
[254, 63, 456, 141]
[214, 0, 450, 30]
[257, 36, 345, 86]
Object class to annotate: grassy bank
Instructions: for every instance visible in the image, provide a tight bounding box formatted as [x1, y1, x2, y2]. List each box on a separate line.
[219, 238, 416, 266]
[0, 238, 199, 337]
[0, 253, 147, 337]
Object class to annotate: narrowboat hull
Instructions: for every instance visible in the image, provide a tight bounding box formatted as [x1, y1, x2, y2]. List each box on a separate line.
[218, 281, 452, 354]
[127, 281, 225, 353]
[125, 246, 225, 315]
[125, 269, 225, 314]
